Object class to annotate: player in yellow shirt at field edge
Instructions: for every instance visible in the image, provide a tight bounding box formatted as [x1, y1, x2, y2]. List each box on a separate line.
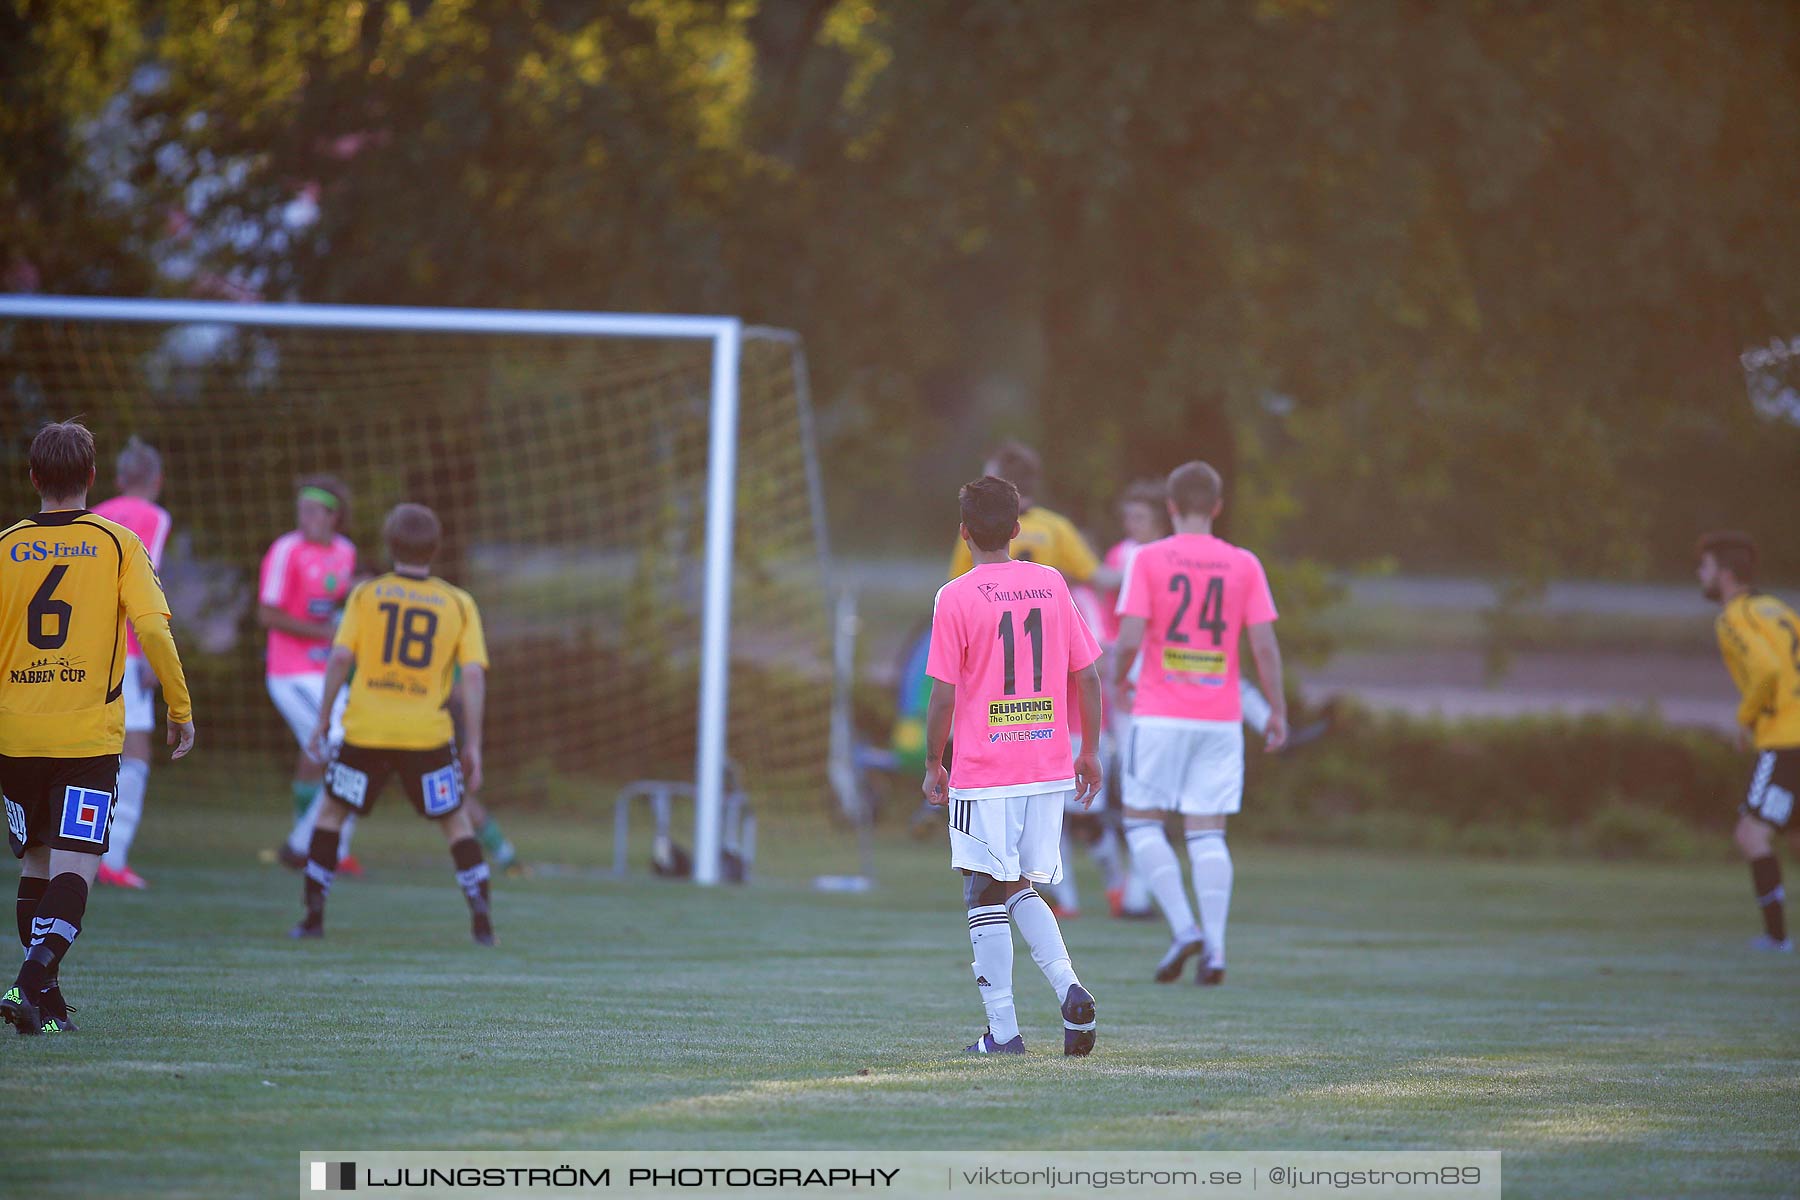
[1, 421, 196, 1035]
[1698, 531, 1800, 953]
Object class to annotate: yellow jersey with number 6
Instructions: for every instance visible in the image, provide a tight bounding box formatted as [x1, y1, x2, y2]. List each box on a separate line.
[0, 509, 177, 756]
[334, 572, 488, 750]
[1716, 592, 1800, 750]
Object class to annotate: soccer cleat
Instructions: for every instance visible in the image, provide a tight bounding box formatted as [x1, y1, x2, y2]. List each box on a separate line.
[1154, 932, 1206, 983]
[964, 1029, 1026, 1055]
[275, 844, 306, 871]
[97, 863, 148, 889]
[472, 915, 496, 947]
[1748, 935, 1794, 953]
[2, 984, 42, 1037]
[1061, 983, 1097, 1057]
[336, 855, 365, 878]
[1050, 904, 1079, 920]
[37, 986, 77, 1032]
[288, 920, 324, 940]
[1196, 959, 1227, 986]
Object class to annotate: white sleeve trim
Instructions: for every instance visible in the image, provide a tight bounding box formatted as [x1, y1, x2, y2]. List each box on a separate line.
[259, 532, 298, 606]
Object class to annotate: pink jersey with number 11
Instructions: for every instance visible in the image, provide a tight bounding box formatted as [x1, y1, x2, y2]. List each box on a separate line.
[926, 559, 1102, 798]
[1116, 532, 1277, 723]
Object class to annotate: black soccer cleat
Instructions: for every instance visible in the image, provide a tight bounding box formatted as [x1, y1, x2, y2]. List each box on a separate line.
[471, 915, 496, 947]
[276, 844, 307, 871]
[1196, 959, 1226, 987]
[1, 983, 42, 1037]
[1154, 933, 1206, 983]
[288, 919, 324, 940]
[37, 985, 77, 1032]
[1061, 983, 1097, 1057]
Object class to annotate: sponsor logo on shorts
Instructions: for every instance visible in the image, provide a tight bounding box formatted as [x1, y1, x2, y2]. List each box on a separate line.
[421, 764, 460, 816]
[1162, 646, 1227, 676]
[990, 729, 1054, 742]
[4, 796, 25, 846]
[57, 786, 112, 844]
[327, 761, 370, 809]
[988, 697, 1055, 726]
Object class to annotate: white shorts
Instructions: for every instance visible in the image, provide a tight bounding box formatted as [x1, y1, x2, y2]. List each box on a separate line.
[122, 656, 159, 733]
[266, 673, 347, 751]
[948, 789, 1069, 884]
[1123, 717, 1244, 816]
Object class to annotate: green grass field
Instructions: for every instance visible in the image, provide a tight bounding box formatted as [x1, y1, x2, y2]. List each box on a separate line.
[4, 794, 1796, 1198]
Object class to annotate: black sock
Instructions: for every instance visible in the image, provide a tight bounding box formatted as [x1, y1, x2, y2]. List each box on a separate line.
[449, 837, 490, 922]
[1751, 856, 1786, 942]
[302, 827, 339, 929]
[16, 875, 47, 952]
[18, 873, 86, 996]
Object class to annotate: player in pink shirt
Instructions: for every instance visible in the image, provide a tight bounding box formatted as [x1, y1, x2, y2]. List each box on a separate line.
[260, 476, 362, 874]
[1112, 461, 1287, 986]
[91, 438, 174, 889]
[924, 476, 1104, 1056]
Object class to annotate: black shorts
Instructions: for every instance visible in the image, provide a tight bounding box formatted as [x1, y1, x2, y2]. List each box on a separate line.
[1742, 749, 1800, 831]
[324, 742, 464, 819]
[2, 753, 120, 859]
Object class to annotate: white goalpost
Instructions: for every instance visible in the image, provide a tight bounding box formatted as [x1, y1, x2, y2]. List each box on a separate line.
[0, 294, 831, 887]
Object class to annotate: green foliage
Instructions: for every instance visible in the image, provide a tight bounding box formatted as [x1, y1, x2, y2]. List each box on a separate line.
[6, 0, 1799, 585]
[1241, 703, 1744, 859]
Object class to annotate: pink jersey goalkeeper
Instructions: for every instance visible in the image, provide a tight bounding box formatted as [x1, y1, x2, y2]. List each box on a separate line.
[259, 530, 356, 676]
[926, 559, 1102, 798]
[92, 495, 172, 660]
[1116, 532, 1277, 723]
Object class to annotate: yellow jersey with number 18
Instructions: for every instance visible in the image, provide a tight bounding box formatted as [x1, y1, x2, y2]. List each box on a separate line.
[0, 509, 183, 757]
[335, 571, 488, 750]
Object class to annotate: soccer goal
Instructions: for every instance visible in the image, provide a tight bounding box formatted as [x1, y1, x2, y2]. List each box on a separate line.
[0, 295, 838, 886]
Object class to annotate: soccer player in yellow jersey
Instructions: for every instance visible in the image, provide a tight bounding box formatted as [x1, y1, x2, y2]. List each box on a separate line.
[1698, 531, 1800, 953]
[948, 442, 1122, 590]
[290, 503, 494, 944]
[1, 422, 196, 1035]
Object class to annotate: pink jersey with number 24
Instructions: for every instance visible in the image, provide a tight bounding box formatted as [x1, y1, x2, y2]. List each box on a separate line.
[1116, 533, 1276, 723]
[926, 559, 1102, 797]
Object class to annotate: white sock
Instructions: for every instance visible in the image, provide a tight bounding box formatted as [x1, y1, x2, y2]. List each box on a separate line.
[1187, 830, 1233, 965]
[966, 904, 1018, 1042]
[1088, 825, 1125, 891]
[1006, 887, 1079, 1002]
[1048, 836, 1079, 910]
[288, 788, 358, 859]
[104, 757, 150, 870]
[1125, 818, 1199, 940]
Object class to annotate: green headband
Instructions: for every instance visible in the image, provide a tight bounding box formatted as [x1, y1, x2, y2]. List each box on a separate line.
[299, 485, 341, 512]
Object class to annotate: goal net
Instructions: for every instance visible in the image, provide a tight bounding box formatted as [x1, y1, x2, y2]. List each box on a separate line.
[0, 299, 837, 882]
